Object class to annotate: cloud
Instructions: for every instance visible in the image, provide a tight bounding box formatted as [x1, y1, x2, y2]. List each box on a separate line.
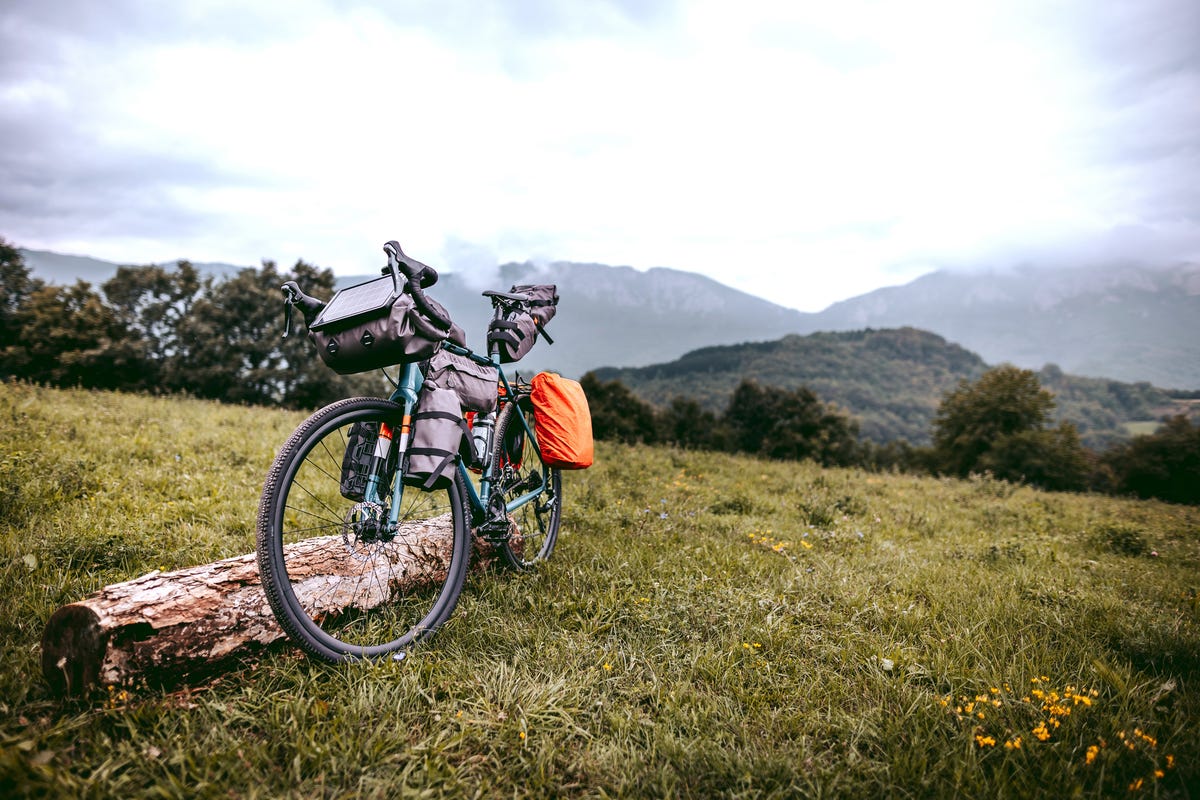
[0, 0, 1197, 310]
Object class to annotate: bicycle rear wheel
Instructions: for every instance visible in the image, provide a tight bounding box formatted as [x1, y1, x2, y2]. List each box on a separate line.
[491, 396, 562, 570]
[256, 397, 470, 662]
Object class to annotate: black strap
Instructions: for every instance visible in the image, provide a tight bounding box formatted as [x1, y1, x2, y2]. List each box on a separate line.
[487, 320, 529, 343]
[407, 448, 457, 491]
[413, 409, 465, 423]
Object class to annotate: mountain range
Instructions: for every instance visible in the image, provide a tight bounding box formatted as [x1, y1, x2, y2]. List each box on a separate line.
[17, 248, 1200, 390]
[812, 262, 1200, 391]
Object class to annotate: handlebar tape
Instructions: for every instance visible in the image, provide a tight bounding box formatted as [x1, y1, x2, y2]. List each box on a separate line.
[382, 241, 452, 331]
[383, 240, 438, 288]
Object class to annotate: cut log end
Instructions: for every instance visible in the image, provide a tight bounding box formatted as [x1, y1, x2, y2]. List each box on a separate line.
[41, 604, 107, 696]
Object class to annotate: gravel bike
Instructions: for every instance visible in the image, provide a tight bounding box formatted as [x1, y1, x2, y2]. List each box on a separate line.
[256, 242, 563, 663]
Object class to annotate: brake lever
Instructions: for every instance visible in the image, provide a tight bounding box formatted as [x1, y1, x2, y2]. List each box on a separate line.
[281, 283, 300, 339]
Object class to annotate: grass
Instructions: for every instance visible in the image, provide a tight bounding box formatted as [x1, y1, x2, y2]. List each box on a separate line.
[1, 381, 1198, 798]
[1123, 421, 1163, 437]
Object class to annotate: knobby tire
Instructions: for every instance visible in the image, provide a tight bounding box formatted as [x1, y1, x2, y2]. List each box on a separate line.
[491, 395, 563, 570]
[256, 397, 470, 662]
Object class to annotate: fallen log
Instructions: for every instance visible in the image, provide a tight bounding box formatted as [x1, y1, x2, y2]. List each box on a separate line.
[41, 514, 511, 695]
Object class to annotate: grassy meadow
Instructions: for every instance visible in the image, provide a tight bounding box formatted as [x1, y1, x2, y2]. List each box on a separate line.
[1, 381, 1197, 798]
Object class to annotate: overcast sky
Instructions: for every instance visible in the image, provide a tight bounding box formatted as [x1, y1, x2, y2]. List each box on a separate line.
[2, 0, 1197, 311]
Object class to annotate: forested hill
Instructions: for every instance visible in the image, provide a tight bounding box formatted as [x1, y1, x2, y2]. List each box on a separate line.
[590, 328, 1181, 447]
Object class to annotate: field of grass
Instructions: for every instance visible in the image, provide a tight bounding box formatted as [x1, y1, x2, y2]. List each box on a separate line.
[1, 381, 1197, 798]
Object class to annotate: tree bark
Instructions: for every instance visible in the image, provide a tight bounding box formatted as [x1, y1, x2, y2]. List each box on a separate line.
[41, 514, 506, 695]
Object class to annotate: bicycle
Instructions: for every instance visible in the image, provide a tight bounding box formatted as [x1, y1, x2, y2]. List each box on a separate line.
[255, 241, 564, 663]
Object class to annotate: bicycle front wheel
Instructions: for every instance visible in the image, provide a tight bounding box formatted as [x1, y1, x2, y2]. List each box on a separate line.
[491, 396, 563, 570]
[256, 397, 470, 662]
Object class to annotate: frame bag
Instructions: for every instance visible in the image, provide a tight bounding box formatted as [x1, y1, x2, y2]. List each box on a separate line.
[487, 284, 559, 363]
[530, 372, 593, 470]
[308, 275, 460, 375]
[404, 386, 469, 491]
[424, 347, 499, 414]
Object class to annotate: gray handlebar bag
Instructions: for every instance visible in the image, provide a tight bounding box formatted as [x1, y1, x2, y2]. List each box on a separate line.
[404, 386, 469, 491]
[308, 275, 463, 375]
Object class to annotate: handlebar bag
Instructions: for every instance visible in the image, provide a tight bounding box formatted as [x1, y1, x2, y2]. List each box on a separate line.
[425, 347, 499, 414]
[307, 275, 458, 374]
[530, 372, 593, 470]
[404, 386, 469, 491]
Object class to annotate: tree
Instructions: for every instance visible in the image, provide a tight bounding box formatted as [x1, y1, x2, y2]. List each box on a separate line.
[660, 396, 724, 450]
[578, 373, 660, 444]
[931, 365, 1089, 490]
[101, 261, 204, 389]
[1102, 415, 1200, 504]
[722, 380, 860, 467]
[0, 238, 44, 371]
[5, 281, 136, 388]
[168, 260, 379, 407]
[932, 366, 1055, 475]
[977, 423, 1090, 491]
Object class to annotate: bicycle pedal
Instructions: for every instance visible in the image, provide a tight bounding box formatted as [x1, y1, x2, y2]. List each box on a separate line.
[477, 517, 515, 543]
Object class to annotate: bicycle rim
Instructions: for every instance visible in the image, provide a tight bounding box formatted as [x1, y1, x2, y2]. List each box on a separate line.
[493, 397, 562, 570]
[256, 397, 470, 662]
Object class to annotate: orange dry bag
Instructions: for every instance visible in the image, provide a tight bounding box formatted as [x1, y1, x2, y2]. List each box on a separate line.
[530, 372, 594, 470]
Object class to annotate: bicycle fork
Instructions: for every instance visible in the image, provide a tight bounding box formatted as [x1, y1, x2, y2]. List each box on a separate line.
[359, 363, 424, 530]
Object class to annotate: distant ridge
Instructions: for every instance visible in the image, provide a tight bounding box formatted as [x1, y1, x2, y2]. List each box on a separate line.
[805, 262, 1200, 390]
[19, 248, 247, 286]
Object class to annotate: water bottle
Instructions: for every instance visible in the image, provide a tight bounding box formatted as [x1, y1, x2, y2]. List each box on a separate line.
[471, 413, 493, 468]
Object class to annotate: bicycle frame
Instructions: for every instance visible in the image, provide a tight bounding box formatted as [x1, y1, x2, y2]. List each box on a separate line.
[369, 341, 547, 534]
